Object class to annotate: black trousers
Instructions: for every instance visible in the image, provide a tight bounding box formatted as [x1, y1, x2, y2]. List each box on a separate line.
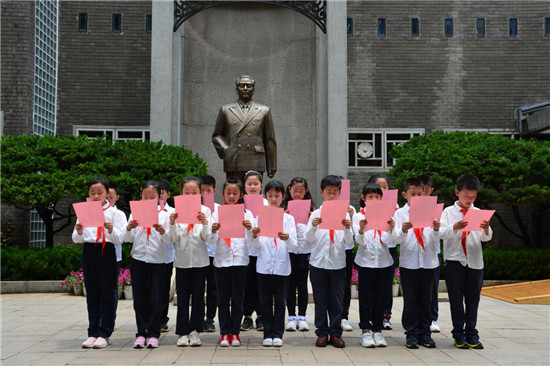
[286, 253, 310, 317]
[400, 267, 435, 340]
[358, 265, 393, 332]
[112, 261, 121, 321]
[243, 256, 261, 317]
[131, 257, 165, 338]
[216, 266, 247, 335]
[383, 246, 398, 318]
[160, 262, 173, 325]
[309, 265, 345, 338]
[258, 274, 289, 339]
[82, 242, 118, 338]
[205, 257, 217, 321]
[445, 260, 484, 341]
[431, 260, 441, 321]
[342, 249, 354, 320]
[175, 266, 207, 335]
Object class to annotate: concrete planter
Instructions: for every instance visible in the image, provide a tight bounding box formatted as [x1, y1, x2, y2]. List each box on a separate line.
[124, 285, 133, 300]
[351, 285, 358, 299]
[392, 284, 400, 297]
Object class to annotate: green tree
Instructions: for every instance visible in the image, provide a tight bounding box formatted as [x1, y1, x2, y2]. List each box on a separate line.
[1, 135, 208, 247]
[388, 131, 550, 247]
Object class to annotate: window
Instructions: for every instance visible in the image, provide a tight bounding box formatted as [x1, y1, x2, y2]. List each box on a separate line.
[146, 14, 152, 33]
[411, 18, 420, 37]
[509, 18, 518, 37]
[75, 127, 150, 141]
[78, 12, 87, 32]
[348, 129, 424, 169]
[112, 13, 122, 33]
[476, 18, 486, 37]
[30, 210, 46, 248]
[445, 18, 453, 37]
[378, 18, 386, 37]
[545, 17, 550, 36]
[347, 18, 353, 36]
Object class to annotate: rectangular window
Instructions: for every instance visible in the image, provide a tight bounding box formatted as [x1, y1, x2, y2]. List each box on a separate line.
[445, 18, 453, 37]
[509, 18, 518, 37]
[78, 13, 87, 32]
[75, 127, 150, 142]
[30, 210, 46, 248]
[411, 18, 420, 37]
[146, 14, 152, 33]
[476, 18, 486, 37]
[545, 17, 550, 36]
[112, 13, 122, 33]
[347, 17, 353, 37]
[378, 18, 386, 37]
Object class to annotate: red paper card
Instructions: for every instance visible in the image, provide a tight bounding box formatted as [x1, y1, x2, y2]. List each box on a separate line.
[73, 201, 104, 228]
[460, 209, 495, 232]
[319, 200, 348, 230]
[288, 199, 311, 225]
[258, 206, 284, 238]
[409, 196, 438, 228]
[381, 189, 398, 210]
[202, 193, 215, 213]
[218, 204, 245, 238]
[244, 194, 264, 217]
[364, 200, 395, 232]
[338, 179, 351, 205]
[435, 203, 444, 220]
[130, 200, 159, 228]
[174, 195, 202, 224]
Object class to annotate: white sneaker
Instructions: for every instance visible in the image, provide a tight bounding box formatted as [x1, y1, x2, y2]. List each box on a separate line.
[177, 335, 189, 347]
[298, 317, 309, 331]
[262, 338, 273, 347]
[92, 337, 110, 349]
[361, 331, 375, 348]
[286, 317, 297, 331]
[430, 321, 441, 333]
[272, 338, 283, 347]
[81, 337, 97, 349]
[373, 332, 387, 347]
[341, 319, 353, 331]
[189, 331, 201, 347]
[383, 318, 392, 330]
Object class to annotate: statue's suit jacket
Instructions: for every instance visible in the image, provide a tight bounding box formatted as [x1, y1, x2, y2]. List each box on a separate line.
[212, 101, 277, 174]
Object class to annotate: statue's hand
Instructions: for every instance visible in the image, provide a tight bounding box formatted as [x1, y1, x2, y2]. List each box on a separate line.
[267, 169, 276, 178]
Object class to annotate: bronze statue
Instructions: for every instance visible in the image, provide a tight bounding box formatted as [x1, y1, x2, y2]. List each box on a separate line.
[212, 75, 277, 180]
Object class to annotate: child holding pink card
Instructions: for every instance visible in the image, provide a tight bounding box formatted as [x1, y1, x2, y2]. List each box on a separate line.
[207, 177, 254, 347]
[353, 183, 397, 348]
[250, 180, 297, 347]
[73, 177, 126, 350]
[169, 177, 212, 347]
[124, 181, 172, 349]
[440, 174, 492, 350]
[281, 177, 315, 332]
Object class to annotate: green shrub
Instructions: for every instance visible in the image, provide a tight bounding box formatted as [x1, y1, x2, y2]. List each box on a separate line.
[482, 248, 550, 280]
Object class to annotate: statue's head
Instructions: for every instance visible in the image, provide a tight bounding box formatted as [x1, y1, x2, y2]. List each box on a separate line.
[236, 75, 255, 103]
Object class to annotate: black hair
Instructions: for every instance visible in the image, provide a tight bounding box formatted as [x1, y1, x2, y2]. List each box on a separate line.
[418, 174, 433, 187]
[200, 175, 216, 189]
[157, 179, 171, 193]
[281, 176, 315, 211]
[181, 176, 201, 191]
[456, 174, 481, 191]
[320, 175, 341, 191]
[108, 180, 120, 195]
[368, 173, 391, 186]
[88, 176, 110, 192]
[358, 183, 384, 208]
[142, 180, 161, 196]
[223, 177, 244, 195]
[403, 177, 423, 191]
[264, 180, 285, 196]
[243, 171, 263, 184]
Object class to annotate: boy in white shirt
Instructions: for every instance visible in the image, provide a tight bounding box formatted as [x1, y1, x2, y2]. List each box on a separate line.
[440, 174, 492, 349]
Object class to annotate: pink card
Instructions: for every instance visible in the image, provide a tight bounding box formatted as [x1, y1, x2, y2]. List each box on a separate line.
[174, 195, 202, 224]
[73, 201, 105, 227]
[86, 197, 92, 202]
[258, 206, 284, 238]
[409, 196, 438, 228]
[435, 203, 444, 220]
[319, 200, 348, 230]
[129, 200, 159, 228]
[338, 179, 351, 205]
[381, 189, 398, 210]
[244, 194, 264, 217]
[288, 199, 311, 225]
[461, 209, 495, 232]
[218, 204, 245, 238]
[364, 200, 395, 232]
[159, 200, 166, 211]
[202, 193, 215, 213]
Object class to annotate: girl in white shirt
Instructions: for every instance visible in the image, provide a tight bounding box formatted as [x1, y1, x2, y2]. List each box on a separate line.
[73, 177, 126, 350]
[124, 181, 172, 349]
[169, 177, 212, 347]
[251, 180, 298, 347]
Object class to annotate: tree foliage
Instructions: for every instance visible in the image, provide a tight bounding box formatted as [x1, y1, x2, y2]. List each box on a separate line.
[388, 131, 550, 247]
[1, 135, 208, 247]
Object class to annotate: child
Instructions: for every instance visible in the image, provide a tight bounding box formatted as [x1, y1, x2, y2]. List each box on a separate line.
[306, 175, 353, 348]
[418, 174, 441, 333]
[251, 180, 298, 347]
[353, 183, 397, 348]
[158, 179, 176, 333]
[241, 170, 266, 331]
[440, 174, 492, 349]
[73, 177, 126, 349]
[125, 181, 172, 349]
[281, 177, 315, 332]
[393, 177, 441, 349]
[169, 177, 212, 347]
[207, 177, 254, 347]
[200, 174, 219, 333]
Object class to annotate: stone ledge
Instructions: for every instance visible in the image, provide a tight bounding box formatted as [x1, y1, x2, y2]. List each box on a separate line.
[1, 281, 65, 294]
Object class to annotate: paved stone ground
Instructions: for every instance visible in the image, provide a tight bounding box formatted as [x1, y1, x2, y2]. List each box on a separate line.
[1, 292, 548, 365]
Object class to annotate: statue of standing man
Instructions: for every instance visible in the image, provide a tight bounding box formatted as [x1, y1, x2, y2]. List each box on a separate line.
[212, 75, 277, 180]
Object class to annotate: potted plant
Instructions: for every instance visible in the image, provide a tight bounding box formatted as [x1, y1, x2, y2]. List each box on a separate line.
[350, 265, 359, 299]
[392, 268, 401, 297]
[61, 269, 84, 295]
[119, 268, 132, 300]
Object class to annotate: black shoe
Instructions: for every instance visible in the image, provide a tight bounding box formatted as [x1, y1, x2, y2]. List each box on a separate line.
[204, 319, 216, 333]
[406, 337, 419, 349]
[329, 336, 346, 348]
[315, 335, 328, 347]
[240, 317, 253, 331]
[160, 323, 169, 333]
[454, 338, 469, 349]
[420, 335, 436, 348]
[467, 338, 484, 349]
[255, 318, 264, 331]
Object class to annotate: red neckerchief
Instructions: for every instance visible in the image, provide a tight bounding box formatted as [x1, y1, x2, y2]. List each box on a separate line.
[96, 202, 112, 256]
[273, 238, 278, 248]
[460, 208, 470, 256]
[186, 224, 194, 235]
[413, 228, 425, 250]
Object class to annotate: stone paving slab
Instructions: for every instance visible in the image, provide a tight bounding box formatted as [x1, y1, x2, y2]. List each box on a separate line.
[1, 292, 549, 365]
